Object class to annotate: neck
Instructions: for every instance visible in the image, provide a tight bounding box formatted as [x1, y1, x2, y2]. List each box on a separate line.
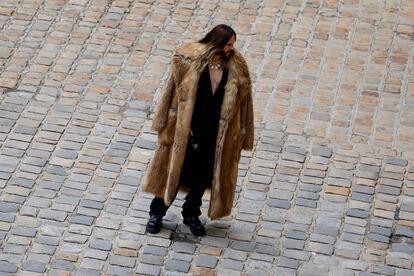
[210, 54, 222, 63]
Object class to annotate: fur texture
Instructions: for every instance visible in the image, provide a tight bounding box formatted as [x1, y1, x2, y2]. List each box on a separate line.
[142, 42, 254, 219]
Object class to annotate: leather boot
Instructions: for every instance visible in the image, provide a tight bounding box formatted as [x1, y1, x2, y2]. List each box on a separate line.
[146, 214, 163, 234]
[183, 215, 205, 237]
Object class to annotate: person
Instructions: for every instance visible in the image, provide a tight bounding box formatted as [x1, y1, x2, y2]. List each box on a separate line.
[142, 24, 254, 236]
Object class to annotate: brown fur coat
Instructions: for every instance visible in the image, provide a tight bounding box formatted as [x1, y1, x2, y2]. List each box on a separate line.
[142, 42, 254, 219]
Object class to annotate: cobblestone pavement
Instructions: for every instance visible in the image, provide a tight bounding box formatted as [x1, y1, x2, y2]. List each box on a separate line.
[0, 0, 413, 275]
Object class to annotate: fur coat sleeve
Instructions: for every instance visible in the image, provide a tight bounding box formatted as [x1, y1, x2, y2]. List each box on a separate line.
[151, 59, 177, 132]
[240, 65, 254, 150]
[242, 87, 254, 150]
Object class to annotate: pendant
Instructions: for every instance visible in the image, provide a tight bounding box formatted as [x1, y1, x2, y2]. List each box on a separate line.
[208, 60, 222, 70]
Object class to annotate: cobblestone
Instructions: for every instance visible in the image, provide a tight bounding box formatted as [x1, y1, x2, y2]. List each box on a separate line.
[0, 0, 413, 275]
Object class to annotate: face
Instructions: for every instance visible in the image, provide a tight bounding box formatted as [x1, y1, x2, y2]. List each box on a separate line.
[222, 35, 236, 57]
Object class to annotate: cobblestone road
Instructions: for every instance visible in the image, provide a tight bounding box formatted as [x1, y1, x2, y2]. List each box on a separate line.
[0, 0, 413, 275]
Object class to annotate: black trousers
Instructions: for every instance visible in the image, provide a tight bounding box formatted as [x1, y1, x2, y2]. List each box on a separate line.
[149, 182, 207, 217]
[149, 136, 214, 218]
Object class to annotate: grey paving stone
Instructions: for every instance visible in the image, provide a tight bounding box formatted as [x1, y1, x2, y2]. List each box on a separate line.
[308, 242, 334, 255]
[25, 157, 48, 167]
[371, 218, 394, 228]
[247, 260, 273, 272]
[347, 208, 370, 219]
[368, 233, 390, 243]
[267, 198, 291, 209]
[36, 236, 60, 246]
[195, 255, 218, 268]
[256, 243, 280, 256]
[311, 146, 332, 157]
[75, 268, 101, 276]
[80, 199, 104, 210]
[165, 259, 190, 272]
[15, 125, 37, 135]
[140, 254, 164, 266]
[296, 198, 317, 208]
[46, 166, 67, 176]
[109, 255, 135, 268]
[136, 263, 161, 276]
[300, 176, 324, 185]
[172, 242, 196, 254]
[89, 239, 112, 251]
[377, 185, 401, 196]
[281, 238, 305, 250]
[384, 157, 408, 167]
[249, 174, 272, 184]
[258, 143, 282, 153]
[11, 226, 37, 237]
[353, 185, 375, 194]
[299, 183, 322, 193]
[221, 259, 244, 271]
[142, 245, 168, 256]
[396, 269, 414, 276]
[395, 226, 414, 238]
[274, 267, 297, 276]
[41, 124, 66, 133]
[285, 230, 306, 240]
[83, 248, 109, 261]
[100, 162, 122, 173]
[351, 193, 374, 203]
[310, 233, 336, 244]
[230, 240, 255, 252]
[31, 243, 56, 255]
[342, 232, 364, 244]
[370, 225, 392, 236]
[283, 249, 311, 261]
[55, 149, 78, 159]
[281, 151, 306, 163]
[223, 248, 248, 261]
[278, 257, 300, 269]
[0, 213, 15, 223]
[21, 261, 46, 273]
[0, 261, 18, 273]
[303, 171, 327, 182]
[50, 259, 75, 271]
[106, 264, 132, 276]
[9, 177, 35, 188]
[3, 243, 27, 255]
[386, 252, 412, 269]
[358, 164, 380, 173]
[391, 243, 414, 254]
[355, 169, 379, 179]
[80, 258, 105, 270]
[370, 265, 395, 275]
[336, 241, 363, 259]
[0, 172, 11, 180]
[39, 210, 67, 222]
[380, 178, 403, 188]
[296, 191, 319, 201]
[106, 204, 128, 215]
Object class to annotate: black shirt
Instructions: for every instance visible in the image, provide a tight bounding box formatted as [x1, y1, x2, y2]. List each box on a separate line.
[191, 66, 228, 144]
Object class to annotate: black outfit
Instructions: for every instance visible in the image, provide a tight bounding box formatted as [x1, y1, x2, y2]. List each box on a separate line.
[150, 66, 228, 218]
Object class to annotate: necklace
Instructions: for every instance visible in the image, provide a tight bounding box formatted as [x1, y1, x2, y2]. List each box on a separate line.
[209, 67, 223, 94]
[208, 59, 223, 70]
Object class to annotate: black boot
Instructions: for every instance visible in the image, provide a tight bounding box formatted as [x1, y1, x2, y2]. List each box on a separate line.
[183, 215, 205, 237]
[146, 214, 163, 234]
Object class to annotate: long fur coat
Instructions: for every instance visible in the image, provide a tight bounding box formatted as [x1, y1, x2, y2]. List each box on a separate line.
[142, 42, 254, 219]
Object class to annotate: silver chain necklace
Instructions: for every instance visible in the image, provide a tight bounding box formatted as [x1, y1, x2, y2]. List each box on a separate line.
[208, 59, 223, 70]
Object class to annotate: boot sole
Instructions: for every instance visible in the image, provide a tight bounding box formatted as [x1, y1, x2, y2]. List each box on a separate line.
[146, 224, 161, 234]
[183, 220, 205, 237]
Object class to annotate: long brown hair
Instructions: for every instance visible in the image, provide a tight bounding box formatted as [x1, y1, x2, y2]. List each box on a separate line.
[197, 24, 236, 63]
[199, 24, 237, 50]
